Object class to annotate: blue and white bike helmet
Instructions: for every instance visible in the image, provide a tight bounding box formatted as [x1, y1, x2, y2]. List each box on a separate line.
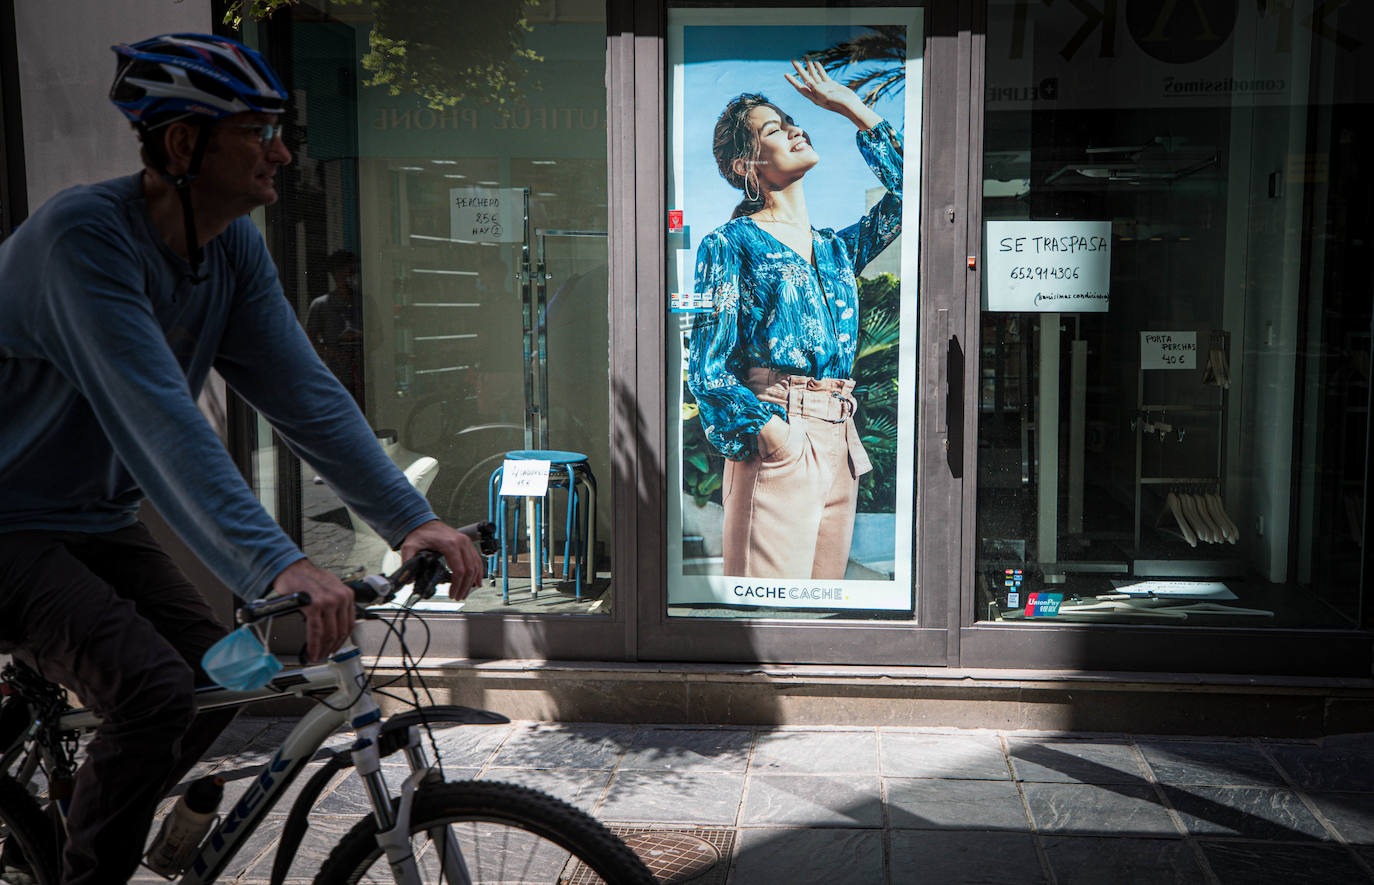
[109, 34, 288, 280]
[110, 33, 287, 127]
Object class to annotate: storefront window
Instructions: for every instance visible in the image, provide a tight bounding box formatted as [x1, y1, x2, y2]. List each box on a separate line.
[665, 4, 923, 621]
[263, 0, 612, 614]
[977, 0, 1371, 627]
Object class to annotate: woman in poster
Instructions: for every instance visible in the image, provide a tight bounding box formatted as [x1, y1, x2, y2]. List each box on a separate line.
[687, 59, 903, 581]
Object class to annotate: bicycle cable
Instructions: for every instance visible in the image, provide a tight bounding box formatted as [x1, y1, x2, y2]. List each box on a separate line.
[309, 591, 432, 714]
[367, 605, 446, 779]
[311, 601, 450, 780]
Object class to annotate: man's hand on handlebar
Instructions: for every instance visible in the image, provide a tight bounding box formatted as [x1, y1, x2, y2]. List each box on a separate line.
[271, 559, 356, 662]
[257, 521, 481, 661]
[400, 518, 483, 600]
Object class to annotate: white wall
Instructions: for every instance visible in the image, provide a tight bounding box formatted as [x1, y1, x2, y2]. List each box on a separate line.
[14, 1, 232, 616]
[15, 0, 210, 210]
[15, 0, 228, 433]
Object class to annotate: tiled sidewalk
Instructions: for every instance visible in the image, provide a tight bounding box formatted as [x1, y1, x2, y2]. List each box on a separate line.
[133, 717, 1374, 884]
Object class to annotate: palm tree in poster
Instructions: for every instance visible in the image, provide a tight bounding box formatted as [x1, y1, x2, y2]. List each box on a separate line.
[803, 24, 907, 107]
[853, 274, 901, 513]
[809, 25, 908, 514]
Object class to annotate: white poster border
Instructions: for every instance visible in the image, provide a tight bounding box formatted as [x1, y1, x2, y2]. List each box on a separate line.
[666, 7, 923, 613]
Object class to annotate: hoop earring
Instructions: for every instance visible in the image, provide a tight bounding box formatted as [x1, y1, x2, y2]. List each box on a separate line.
[744, 171, 760, 203]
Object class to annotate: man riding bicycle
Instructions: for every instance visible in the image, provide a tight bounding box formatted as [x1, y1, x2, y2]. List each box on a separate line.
[0, 33, 482, 884]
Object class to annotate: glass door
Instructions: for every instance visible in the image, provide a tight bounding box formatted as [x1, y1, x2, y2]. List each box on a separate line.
[961, 0, 1373, 674]
[640, 1, 966, 664]
[247, 1, 632, 660]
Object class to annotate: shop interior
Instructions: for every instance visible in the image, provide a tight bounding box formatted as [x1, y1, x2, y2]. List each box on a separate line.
[272, 5, 617, 616]
[975, 92, 1370, 629]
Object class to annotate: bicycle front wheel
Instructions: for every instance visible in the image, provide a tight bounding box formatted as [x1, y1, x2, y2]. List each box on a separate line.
[314, 779, 654, 885]
[0, 775, 59, 885]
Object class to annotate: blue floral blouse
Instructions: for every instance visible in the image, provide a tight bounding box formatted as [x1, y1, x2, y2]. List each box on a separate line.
[687, 119, 903, 460]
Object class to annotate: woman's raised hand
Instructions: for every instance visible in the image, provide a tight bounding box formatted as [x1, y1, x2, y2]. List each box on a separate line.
[784, 59, 882, 130]
[785, 59, 854, 112]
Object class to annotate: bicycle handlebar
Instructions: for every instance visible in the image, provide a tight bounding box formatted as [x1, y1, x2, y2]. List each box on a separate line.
[237, 591, 315, 623]
[236, 521, 496, 625]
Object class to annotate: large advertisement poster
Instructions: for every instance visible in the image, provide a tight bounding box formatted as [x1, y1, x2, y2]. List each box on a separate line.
[666, 8, 922, 613]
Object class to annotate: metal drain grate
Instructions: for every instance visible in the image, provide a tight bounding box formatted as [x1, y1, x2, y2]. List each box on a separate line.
[562, 826, 735, 884]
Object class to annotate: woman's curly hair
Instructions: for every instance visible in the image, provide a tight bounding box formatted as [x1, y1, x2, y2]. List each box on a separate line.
[712, 93, 796, 219]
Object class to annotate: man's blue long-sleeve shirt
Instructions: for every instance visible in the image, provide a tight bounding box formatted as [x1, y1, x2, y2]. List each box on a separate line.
[0, 173, 436, 599]
[686, 120, 903, 460]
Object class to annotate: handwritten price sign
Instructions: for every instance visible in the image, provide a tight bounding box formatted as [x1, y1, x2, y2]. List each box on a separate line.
[450, 187, 523, 243]
[1140, 331, 1197, 370]
[499, 459, 551, 497]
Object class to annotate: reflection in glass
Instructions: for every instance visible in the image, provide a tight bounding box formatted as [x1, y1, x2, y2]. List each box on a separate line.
[976, 0, 1371, 628]
[265, 0, 612, 614]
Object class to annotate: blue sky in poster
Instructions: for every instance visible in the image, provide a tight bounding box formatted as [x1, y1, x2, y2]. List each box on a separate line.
[682, 24, 907, 237]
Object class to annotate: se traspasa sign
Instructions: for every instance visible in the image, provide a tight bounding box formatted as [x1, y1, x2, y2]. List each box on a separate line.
[984, 220, 1112, 312]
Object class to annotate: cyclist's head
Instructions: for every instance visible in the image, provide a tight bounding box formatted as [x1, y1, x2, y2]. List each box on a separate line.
[109, 33, 287, 172]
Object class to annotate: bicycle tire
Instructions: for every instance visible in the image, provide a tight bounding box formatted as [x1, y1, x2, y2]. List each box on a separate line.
[313, 779, 655, 885]
[0, 775, 60, 885]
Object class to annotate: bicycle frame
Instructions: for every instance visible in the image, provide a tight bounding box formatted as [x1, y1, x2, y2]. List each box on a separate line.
[2, 549, 498, 885]
[32, 640, 461, 884]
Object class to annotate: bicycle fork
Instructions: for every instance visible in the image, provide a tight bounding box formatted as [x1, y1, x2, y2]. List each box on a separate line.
[343, 660, 471, 884]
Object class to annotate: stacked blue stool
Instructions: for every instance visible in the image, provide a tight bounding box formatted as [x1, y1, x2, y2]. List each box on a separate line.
[487, 450, 596, 603]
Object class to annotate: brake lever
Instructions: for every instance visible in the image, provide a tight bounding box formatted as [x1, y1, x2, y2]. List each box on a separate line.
[457, 521, 498, 557]
[383, 550, 437, 589]
[401, 551, 452, 606]
[415, 564, 452, 601]
[372, 549, 461, 611]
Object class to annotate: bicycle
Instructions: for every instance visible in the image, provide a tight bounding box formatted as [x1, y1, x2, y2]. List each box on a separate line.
[0, 538, 655, 885]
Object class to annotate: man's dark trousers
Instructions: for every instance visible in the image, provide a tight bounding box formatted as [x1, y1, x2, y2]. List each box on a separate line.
[0, 522, 237, 884]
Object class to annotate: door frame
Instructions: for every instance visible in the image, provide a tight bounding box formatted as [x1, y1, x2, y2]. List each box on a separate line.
[633, 0, 972, 665]
[0, 0, 26, 239]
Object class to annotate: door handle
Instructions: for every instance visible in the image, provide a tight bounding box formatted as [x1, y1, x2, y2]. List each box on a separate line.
[942, 309, 964, 479]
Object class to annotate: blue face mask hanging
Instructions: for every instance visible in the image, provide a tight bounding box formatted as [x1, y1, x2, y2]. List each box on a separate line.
[201, 624, 282, 691]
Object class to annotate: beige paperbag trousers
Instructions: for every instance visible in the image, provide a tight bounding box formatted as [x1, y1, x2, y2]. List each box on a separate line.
[722, 370, 873, 580]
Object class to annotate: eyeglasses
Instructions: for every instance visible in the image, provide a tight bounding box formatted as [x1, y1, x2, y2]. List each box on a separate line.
[221, 122, 283, 148]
